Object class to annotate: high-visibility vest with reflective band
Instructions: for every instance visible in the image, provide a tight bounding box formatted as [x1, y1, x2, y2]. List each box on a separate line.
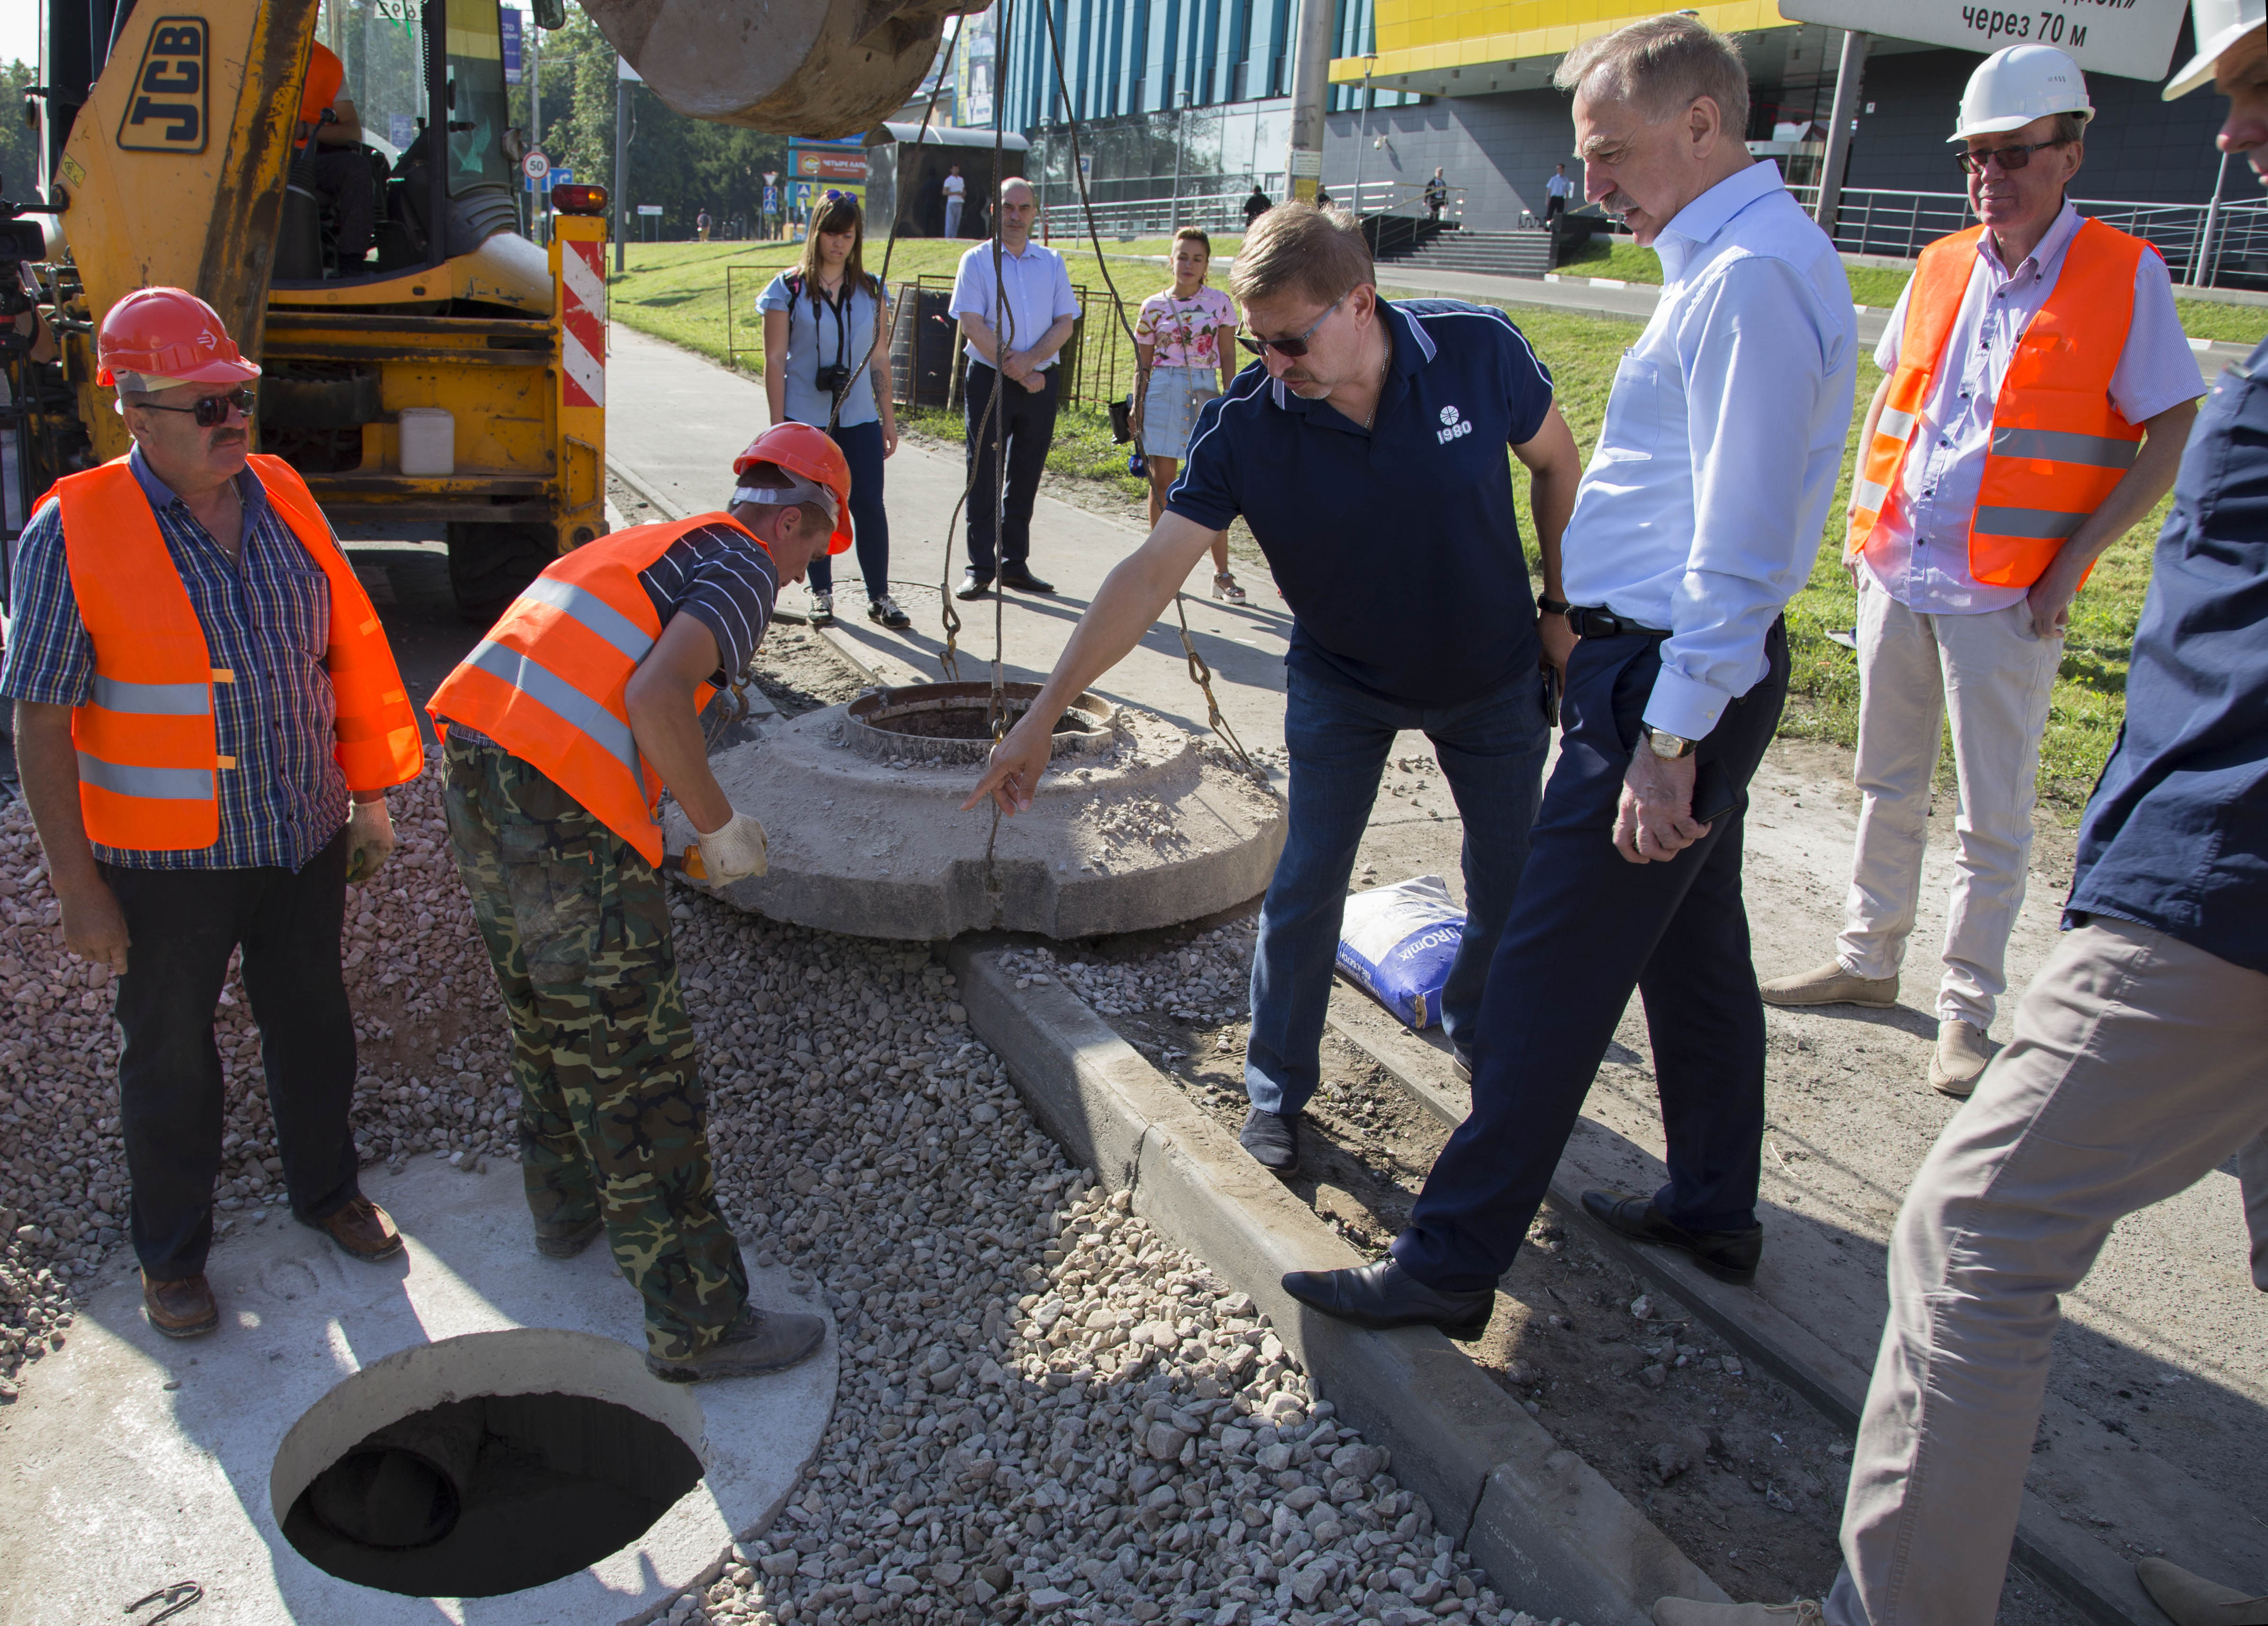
[426, 516, 756, 867]
[1850, 218, 2151, 588]
[54, 454, 424, 853]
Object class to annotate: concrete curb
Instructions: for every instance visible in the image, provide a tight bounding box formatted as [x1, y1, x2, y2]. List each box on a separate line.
[1321, 1001, 2187, 1626]
[948, 942, 1730, 1626]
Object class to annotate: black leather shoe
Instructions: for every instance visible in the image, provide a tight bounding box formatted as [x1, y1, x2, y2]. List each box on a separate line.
[1281, 1257, 1494, 1341]
[955, 569, 994, 600]
[1452, 1045, 1473, 1082]
[1239, 1108, 1300, 1175]
[1582, 1189, 1762, 1285]
[997, 563, 1054, 593]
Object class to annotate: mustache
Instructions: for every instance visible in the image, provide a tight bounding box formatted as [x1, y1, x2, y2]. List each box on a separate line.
[1601, 190, 1640, 215]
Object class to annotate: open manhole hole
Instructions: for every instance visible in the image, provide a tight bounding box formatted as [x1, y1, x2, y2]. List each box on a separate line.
[844, 680, 1118, 767]
[273, 1330, 704, 1598]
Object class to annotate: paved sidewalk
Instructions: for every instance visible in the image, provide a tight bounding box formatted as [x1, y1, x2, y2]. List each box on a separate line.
[606, 322, 1298, 764]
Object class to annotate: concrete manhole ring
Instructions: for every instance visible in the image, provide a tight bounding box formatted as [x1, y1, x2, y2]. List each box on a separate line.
[842, 681, 1119, 768]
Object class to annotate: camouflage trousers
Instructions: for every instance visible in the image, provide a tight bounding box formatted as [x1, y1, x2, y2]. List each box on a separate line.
[441, 734, 748, 1360]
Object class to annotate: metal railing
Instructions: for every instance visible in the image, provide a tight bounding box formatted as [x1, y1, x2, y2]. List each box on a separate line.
[1039, 188, 1275, 240]
[1790, 183, 2268, 288]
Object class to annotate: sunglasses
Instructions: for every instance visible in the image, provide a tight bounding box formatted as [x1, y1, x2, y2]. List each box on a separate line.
[135, 385, 256, 427]
[1236, 291, 1348, 358]
[1955, 138, 2071, 176]
[821, 189, 858, 207]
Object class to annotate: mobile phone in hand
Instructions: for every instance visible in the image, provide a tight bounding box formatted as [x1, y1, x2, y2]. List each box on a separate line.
[1692, 759, 1736, 827]
[1541, 664, 1562, 729]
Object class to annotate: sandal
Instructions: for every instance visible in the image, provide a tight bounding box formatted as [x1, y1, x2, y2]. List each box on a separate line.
[1212, 572, 1248, 603]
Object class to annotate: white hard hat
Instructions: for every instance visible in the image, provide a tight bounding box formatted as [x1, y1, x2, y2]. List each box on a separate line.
[1949, 45, 2093, 143]
[2165, 0, 2267, 97]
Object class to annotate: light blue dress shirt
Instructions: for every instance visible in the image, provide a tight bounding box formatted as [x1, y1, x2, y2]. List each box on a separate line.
[949, 239, 1081, 370]
[756, 271, 890, 429]
[1560, 161, 1858, 741]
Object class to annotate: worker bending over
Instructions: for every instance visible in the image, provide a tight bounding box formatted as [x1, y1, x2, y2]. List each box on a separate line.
[1, 288, 424, 1339]
[428, 422, 844, 1382]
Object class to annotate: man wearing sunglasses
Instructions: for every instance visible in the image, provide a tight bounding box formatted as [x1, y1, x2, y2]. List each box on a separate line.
[0, 287, 424, 1341]
[964, 199, 1582, 1180]
[1764, 45, 2205, 1099]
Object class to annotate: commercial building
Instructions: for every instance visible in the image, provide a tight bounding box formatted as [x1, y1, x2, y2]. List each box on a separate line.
[991, 0, 2253, 276]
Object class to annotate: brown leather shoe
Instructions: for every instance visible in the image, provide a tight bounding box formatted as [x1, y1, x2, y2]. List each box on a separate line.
[143, 1271, 219, 1339]
[314, 1196, 404, 1262]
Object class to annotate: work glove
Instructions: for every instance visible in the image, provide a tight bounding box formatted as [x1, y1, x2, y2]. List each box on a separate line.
[344, 797, 397, 885]
[694, 809, 769, 886]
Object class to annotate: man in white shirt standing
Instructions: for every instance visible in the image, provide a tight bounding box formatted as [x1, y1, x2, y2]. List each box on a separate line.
[950, 176, 1082, 599]
[1281, 14, 1858, 1334]
[1545, 161, 1573, 220]
[1761, 45, 2202, 1098]
[942, 162, 967, 237]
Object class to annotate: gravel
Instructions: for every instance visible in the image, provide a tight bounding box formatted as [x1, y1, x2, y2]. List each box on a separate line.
[0, 765, 1569, 1626]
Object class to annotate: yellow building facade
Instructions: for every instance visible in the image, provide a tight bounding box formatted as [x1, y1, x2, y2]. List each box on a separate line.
[1331, 0, 1797, 98]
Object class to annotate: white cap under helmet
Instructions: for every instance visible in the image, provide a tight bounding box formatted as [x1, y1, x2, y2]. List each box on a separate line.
[2165, 0, 2267, 98]
[1950, 45, 2093, 143]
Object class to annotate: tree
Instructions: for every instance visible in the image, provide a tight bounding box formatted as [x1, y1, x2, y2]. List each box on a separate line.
[0, 61, 39, 203]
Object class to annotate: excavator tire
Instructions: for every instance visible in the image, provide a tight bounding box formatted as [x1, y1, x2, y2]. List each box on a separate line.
[446, 521, 559, 624]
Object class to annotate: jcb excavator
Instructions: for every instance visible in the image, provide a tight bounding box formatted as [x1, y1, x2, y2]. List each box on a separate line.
[3, 0, 982, 610]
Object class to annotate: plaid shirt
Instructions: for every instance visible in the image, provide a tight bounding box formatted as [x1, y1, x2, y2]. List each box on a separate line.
[0, 447, 350, 872]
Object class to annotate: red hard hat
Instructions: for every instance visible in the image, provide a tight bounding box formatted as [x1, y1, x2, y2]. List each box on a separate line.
[299, 43, 344, 138]
[96, 287, 261, 387]
[733, 422, 855, 554]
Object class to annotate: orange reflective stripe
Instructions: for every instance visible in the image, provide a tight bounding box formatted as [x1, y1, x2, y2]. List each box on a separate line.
[428, 513, 751, 866]
[55, 456, 421, 852]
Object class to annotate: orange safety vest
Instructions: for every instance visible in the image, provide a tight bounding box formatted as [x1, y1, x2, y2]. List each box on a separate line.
[426, 516, 758, 867]
[54, 454, 423, 853]
[1849, 217, 2151, 588]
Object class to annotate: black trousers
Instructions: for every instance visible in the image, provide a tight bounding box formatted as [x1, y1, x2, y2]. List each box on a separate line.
[104, 826, 363, 1281]
[963, 361, 1060, 573]
[1392, 622, 1789, 1292]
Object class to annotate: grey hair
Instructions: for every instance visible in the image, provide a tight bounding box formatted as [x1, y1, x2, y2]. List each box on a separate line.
[1553, 14, 1750, 136]
[2049, 110, 2089, 145]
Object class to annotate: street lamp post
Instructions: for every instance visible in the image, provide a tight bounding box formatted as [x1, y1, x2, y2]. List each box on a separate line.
[1353, 52, 1377, 216]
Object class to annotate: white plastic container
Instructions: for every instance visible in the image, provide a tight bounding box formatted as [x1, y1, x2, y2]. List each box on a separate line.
[397, 407, 456, 476]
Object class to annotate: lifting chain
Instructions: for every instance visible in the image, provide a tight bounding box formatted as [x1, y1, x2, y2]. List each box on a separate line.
[1171, 591, 1254, 771]
[125, 1581, 203, 1624]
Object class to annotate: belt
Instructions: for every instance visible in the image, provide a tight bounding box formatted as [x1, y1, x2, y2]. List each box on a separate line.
[1565, 604, 1672, 640]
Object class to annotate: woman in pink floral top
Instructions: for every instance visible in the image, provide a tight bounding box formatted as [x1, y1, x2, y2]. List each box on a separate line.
[1134, 227, 1245, 600]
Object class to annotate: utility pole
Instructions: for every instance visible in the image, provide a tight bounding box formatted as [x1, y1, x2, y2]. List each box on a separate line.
[1353, 53, 1376, 214]
[1284, 0, 1333, 204]
[1814, 29, 1869, 242]
[528, 12, 542, 150]
[615, 55, 635, 272]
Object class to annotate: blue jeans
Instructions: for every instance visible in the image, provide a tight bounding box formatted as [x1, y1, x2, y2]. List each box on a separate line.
[1244, 659, 1550, 1118]
[804, 418, 890, 600]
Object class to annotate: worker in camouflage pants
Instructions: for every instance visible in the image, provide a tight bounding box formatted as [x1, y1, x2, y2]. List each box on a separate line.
[441, 737, 750, 1367]
[427, 431, 851, 1382]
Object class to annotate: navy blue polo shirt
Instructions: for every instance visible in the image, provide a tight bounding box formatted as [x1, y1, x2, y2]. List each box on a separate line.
[2064, 336, 2268, 974]
[1166, 296, 1555, 706]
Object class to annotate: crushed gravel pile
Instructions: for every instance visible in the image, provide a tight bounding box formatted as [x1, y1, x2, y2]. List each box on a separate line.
[996, 922, 1258, 1027]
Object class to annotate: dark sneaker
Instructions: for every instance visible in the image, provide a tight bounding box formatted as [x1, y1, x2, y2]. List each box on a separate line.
[536, 1215, 606, 1259]
[1239, 1108, 1300, 1176]
[645, 1304, 828, 1383]
[314, 1196, 404, 1263]
[143, 1271, 219, 1339]
[868, 593, 912, 629]
[1581, 1189, 1761, 1285]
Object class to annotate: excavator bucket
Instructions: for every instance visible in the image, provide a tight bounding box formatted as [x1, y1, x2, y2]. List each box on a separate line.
[582, 0, 991, 140]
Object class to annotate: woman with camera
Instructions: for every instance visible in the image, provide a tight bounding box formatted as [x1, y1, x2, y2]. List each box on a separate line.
[759, 191, 908, 628]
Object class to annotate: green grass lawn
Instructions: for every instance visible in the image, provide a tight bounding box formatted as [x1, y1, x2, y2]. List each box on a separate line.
[1554, 231, 2266, 343]
[612, 240, 2160, 807]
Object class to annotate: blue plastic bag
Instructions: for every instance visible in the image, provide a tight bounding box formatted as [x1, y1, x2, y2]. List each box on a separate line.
[1335, 875, 1464, 1030]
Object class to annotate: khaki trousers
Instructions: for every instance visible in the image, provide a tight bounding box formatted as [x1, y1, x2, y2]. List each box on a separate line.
[1828, 918, 2268, 1626]
[1834, 574, 2063, 1029]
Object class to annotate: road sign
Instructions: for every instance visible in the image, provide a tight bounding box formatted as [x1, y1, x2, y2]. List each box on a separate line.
[521, 148, 550, 182]
[501, 6, 523, 82]
[636, 204, 664, 215]
[1778, 0, 2185, 81]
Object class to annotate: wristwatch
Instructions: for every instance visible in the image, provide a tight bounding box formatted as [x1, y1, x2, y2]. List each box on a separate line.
[1641, 725, 1695, 759]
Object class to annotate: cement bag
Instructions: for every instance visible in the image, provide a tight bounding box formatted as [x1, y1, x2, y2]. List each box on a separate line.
[1336, 875, 1464, 1030]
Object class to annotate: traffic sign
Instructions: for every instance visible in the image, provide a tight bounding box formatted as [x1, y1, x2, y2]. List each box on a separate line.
[636, 204, 664, 215]
[522, 148, 550, 182]
[1779, 0, 2184, 81]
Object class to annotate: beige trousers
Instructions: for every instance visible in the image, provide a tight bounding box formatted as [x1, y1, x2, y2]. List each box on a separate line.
[1828, 919, 2268, 1626]
[1834, 574, 2063, 1029]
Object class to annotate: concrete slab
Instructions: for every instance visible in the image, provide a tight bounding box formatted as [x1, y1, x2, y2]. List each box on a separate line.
[664, 697, 1285, 940]
[0, 1158, 835, 1626]
[603, 322, 1299, 766]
